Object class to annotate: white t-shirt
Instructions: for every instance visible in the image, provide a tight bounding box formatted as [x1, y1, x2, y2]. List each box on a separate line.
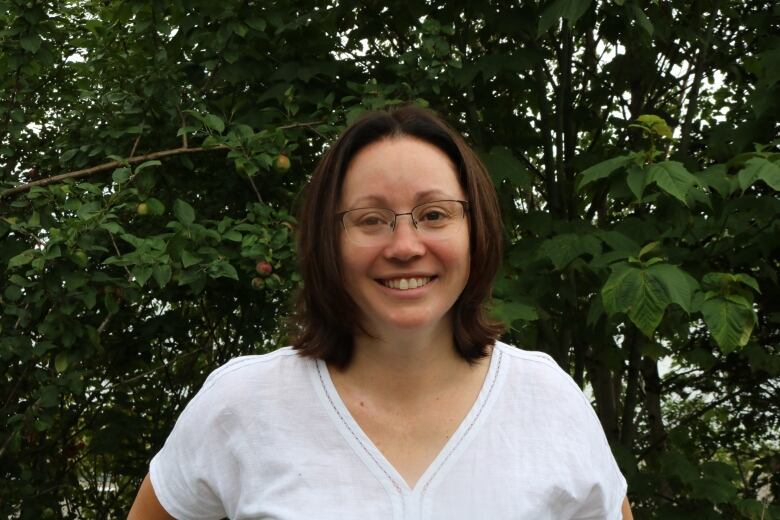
[150, 341, 627, 519]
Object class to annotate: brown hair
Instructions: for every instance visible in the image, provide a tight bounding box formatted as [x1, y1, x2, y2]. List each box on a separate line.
[291, 105, 504, 367]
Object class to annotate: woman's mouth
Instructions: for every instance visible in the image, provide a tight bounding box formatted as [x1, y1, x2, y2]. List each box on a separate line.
[378, 276, 434, 290]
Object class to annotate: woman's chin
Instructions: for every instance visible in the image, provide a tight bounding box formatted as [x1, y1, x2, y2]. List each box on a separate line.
[366, 311, 452, 335]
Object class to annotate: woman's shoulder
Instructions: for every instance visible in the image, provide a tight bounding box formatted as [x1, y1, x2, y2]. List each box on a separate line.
[188, 347, 312, 408]
[494, 341, 572, 379]
[493, 341, 591, 405]
[200, 346, 303, 386]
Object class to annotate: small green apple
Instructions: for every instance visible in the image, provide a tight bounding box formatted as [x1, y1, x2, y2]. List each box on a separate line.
[274, 154, 291, 173]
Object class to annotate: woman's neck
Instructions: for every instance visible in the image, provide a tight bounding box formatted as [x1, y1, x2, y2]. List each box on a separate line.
[330, 321, 480, 405]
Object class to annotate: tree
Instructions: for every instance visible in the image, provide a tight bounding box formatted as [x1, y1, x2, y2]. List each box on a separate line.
[1, 0, 778, 517]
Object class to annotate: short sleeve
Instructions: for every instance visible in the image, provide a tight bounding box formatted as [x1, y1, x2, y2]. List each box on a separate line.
[569, 387, 628, 520]
[149, 368, 242, 520]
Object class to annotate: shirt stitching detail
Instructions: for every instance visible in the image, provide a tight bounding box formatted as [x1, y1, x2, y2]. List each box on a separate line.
[419, 348, 503, 498]
[316, 362, 404, 495]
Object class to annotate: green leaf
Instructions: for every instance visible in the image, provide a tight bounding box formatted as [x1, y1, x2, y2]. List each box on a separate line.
[55, 353, 69, 373]
[77, 201, 101, 220]
[648, 263, 698, 313]
[702, 272, 760, 295]
[577, 155, 633, 190]
[735, 499, 766, 518]
[646, 161, 699, 205]
[538, 233, 601, 270]
[346, 106, 367, 126]
[63, 271, 88, 290]
[203, 114, 225, 133]
[144, 197, 166, 215]
[636, 114, 672, 137]
[691, 475, 739, 504]
[4, 285, 23, 301]
[586, 295, 604, 327]
[20, 35, 42, 53]
[602, 265, 639, 315]
[602, 264, 670, 337]
[61, 148, 78, 162]
[595, 230, 640, 253]
[246, 18, 267, 31]
[491, 300, 539, 324]
[104, 292, 119, 314]
[9, 251, 35, 268]
[83, 288, 97, 309]
[135, 160, 162, 173]
[100, 222, 125, 235]
[112, 167, 131, 184]
[737, 157, 780, 191]
[38, 385, 59, 408]
[627, 271, 669, 337]
[538, 0, 593, 37]
[208, 261, 238, 280]
[132, 265, 153, 287]
[625, 164, 646, 201]
[701, 297, 756, 352]
[697, 164, 732, 197]
[233, 22, 248, 37]
[735, 273, 760, 293]
[180, 250, 201, 268]
[630, 4, 654, 35]
[481, 146, 532, 188]
[660, 450, 698, 484]
[638, 241, 659, 260]
[152, 264, 172, 288]
[173, 199, 195, 226]
[202, 135, 222, 148]
[221, 230, 243, 242]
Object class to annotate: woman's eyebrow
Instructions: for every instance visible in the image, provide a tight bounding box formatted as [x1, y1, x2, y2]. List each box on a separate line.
[350, 190, 452, 208]
[414, 189, 450, 202]
[349, 195, 387, 207]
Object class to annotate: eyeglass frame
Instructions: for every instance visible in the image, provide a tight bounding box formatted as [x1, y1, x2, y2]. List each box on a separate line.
[335, 199, 470, 244]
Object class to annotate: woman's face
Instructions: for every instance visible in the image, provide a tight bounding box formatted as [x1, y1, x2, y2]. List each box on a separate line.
[338, 137, 470, 336]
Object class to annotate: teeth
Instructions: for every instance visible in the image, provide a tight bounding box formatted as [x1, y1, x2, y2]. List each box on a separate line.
[382, 277, 432, 290]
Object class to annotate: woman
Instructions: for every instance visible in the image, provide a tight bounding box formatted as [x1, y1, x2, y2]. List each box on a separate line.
[129, 106, 632, 519]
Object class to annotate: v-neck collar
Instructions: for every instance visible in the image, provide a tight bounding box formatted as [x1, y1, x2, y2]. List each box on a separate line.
[311, 346, 504, 499]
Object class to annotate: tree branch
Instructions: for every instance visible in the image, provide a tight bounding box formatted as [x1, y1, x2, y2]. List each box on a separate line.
[620, 329, 641, 449]
[176, 104, 189, 149]
[1, 145, 229, 199]
[1, 120, 324, 200]
[677, 1, 720, 158]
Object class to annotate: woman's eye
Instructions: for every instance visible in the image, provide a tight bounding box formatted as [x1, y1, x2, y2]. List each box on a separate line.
[358, 214, 389, 226]
[420, 209, 449, 221]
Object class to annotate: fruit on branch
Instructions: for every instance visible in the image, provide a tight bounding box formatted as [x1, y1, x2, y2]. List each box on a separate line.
[274, 153, 291, 173]
[256, 261, 273, 276]
[251, 277, 264, 290]
[73, 250, 88, 266]
[136, 202, 149, 215]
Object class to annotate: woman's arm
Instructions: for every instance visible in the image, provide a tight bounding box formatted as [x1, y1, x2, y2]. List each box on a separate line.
[127, 473, 175, 520]
[622, 496, 634, 519]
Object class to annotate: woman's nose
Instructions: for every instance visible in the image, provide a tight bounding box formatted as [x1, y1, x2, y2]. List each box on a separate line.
[383, 215, 425, 260]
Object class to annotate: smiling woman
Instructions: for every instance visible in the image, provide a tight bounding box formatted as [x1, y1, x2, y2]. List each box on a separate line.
[293, 106, 504, 368]
[128, 106, 632, 519]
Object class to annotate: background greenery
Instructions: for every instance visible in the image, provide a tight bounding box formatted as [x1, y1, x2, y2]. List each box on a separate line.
[1, 0, 778, 517]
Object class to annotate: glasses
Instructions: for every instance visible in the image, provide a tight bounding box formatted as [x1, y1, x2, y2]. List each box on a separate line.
[336, 199, 469, 246]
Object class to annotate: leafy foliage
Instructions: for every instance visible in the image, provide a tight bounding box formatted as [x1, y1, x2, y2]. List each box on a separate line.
[1, 0, 779, 518]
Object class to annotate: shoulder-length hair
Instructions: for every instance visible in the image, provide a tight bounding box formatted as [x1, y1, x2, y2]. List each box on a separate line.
[291, 105, 504, 367]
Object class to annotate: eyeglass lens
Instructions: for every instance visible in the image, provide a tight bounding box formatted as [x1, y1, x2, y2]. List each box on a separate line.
[341, 200, 466, 245]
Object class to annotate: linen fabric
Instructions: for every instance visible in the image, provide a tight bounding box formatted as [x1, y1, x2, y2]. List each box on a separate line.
[149, 341, 627, 519]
